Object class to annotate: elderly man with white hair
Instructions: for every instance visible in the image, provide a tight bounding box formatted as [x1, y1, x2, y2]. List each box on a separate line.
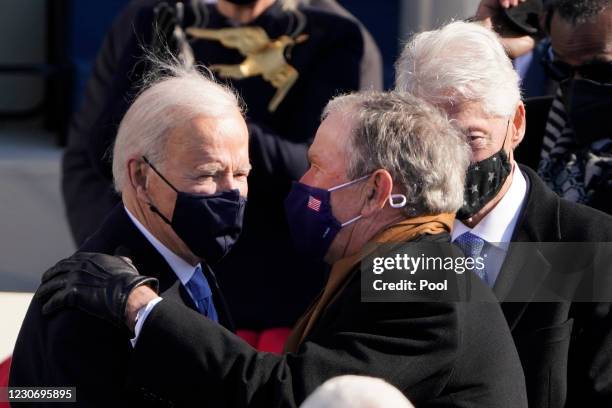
[33, 90, 527, 407]
[10, 62, 250, 405]
[396, 19, 612, 408]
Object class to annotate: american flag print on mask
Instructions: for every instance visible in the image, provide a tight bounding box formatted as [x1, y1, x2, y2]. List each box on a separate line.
[307, 196, 322, 212]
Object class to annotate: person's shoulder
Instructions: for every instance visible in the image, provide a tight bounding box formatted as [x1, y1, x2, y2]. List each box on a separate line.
[558, 199, 612, 241]
[300, 6, 362, 40]
[520, 165, 612, 241]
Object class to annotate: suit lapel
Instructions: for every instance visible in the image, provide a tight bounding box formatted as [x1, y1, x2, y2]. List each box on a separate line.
[496, 245, 551, 329]
[202, 264, 236, 331]
[80, 205, 202, 316]
[497, 167, 562, 329]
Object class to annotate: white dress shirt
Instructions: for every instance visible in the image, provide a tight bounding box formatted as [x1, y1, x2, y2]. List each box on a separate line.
[124, 207, 200, 345]
[451, 164, 528, 287]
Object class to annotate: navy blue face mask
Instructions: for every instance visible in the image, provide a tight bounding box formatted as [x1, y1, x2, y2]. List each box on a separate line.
[284, 175, 407, 261]
[143, 156, 246, 264]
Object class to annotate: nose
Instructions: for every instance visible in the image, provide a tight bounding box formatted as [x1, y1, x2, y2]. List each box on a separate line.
[299, 166, 315, 185]
[217, 172, 237, 192]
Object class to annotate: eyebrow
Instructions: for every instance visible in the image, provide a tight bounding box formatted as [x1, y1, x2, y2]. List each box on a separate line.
[235, 163, 253, 173]
[194, 162, 252, 174]
[196, 163, 224, 173]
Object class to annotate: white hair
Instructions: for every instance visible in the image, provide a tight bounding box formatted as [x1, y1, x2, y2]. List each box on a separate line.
[323, 91, 471, 215]
[112, 57, 243, 192]
[300, 375, 414, 408]
[395, 21, 521, 117]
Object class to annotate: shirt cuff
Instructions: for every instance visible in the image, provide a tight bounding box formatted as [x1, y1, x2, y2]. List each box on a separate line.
[130, 297, 163, 347]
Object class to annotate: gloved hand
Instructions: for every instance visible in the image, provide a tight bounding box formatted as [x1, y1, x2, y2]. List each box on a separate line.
[36, 252, 159, 330]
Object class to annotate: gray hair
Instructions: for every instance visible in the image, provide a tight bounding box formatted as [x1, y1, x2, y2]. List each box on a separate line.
[395, 21, 521, 117]
[323, 91, 470, 215]
[300, 375, 414, 408]
[112, 57, 243, 193]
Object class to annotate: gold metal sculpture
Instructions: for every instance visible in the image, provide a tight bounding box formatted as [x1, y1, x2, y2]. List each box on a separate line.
[186, 26, 308, 112]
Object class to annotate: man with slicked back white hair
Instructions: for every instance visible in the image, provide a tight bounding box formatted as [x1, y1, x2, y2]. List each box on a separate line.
[10, 59, 249, 406]
[396, 18, 612, 408]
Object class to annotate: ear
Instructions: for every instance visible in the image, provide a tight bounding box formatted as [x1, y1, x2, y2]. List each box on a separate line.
[511, 101, 526, 149]
[361, 169, 393, 217]
[127, 157, 150, 203]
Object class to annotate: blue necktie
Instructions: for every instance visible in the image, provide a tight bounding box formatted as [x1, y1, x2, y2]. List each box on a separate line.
[455, 231, 489, 285]
[185, 265, 219, 322]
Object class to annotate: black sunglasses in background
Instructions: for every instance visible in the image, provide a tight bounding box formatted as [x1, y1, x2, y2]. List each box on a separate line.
[541, 45, 612, 84]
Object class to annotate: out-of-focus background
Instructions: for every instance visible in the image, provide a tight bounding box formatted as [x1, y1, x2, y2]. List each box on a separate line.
[0, 0, 479, 362]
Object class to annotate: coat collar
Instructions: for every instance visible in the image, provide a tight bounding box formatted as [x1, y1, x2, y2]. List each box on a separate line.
[79, 205, 235, 330]
[512, 165, 563, 243]
[497, 166, 560, 327]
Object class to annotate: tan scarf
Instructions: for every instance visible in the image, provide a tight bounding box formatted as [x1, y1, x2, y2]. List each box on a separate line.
[284, 213, 455, 352]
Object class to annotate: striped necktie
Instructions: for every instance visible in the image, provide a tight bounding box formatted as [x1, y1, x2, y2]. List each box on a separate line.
[185, 265, 219, 322]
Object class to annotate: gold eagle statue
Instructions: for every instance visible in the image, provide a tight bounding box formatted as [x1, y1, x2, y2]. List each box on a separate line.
[186, 26, 308, 112]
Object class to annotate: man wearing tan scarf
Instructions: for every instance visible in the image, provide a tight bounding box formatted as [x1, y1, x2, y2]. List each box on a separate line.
[34, 91, 527, 407]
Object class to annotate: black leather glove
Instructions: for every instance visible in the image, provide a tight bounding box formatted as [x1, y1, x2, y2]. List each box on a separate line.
[36, 252, 159, 330]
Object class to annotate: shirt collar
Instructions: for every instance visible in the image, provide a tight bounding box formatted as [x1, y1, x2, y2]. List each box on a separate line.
[452, 163, 527, 245]
[124, 207, 199, 285]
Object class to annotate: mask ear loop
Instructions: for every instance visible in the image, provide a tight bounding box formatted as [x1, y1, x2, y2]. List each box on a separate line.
[333, 174, 373, 227]
[142, 156, 179, 193]
[328, 174, 371, 192]
[142, 156, 176, 225]
[389, 194, 407, 209]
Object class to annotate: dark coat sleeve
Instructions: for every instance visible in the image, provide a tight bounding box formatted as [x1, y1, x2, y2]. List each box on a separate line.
[127, 299, 462, 407]
[128, 274, 527, 408]
[9, 297, 133, 407]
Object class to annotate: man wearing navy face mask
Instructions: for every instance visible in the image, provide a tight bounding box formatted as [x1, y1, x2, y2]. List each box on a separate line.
[30, 91, 527, 407]
[10, 61, 249, 405]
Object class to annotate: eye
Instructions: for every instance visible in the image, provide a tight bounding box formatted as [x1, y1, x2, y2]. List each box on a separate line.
[467, 134, 489, 149]
[198, 173, 216, 181]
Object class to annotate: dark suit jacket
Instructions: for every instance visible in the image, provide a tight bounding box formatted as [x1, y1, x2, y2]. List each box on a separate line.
[9, 205, 233, 406]
[61, 0, 364, 329]
[496, 166, 612, 408]
[125, 233, 527, 408]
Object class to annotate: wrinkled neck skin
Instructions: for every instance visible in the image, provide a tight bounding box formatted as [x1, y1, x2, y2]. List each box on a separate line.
[325, 209, 407, 265]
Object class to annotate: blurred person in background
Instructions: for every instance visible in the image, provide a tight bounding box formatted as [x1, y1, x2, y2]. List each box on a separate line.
[396, 18, 612, 407]
[479, 0, 612, 214]
[35, 91, 527, 407]
[299, 375, 414, 408]
[10, 60, 248, 405]
[61, 0, 379, 331]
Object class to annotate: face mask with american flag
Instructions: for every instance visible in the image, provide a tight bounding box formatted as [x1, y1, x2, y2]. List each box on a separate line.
[284, 175, 407, 260]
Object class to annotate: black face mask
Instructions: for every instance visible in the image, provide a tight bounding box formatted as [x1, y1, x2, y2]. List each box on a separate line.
[457, 122, 512, 220]
[143, 157, 246, 264]
[559, 78, 612, 146]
